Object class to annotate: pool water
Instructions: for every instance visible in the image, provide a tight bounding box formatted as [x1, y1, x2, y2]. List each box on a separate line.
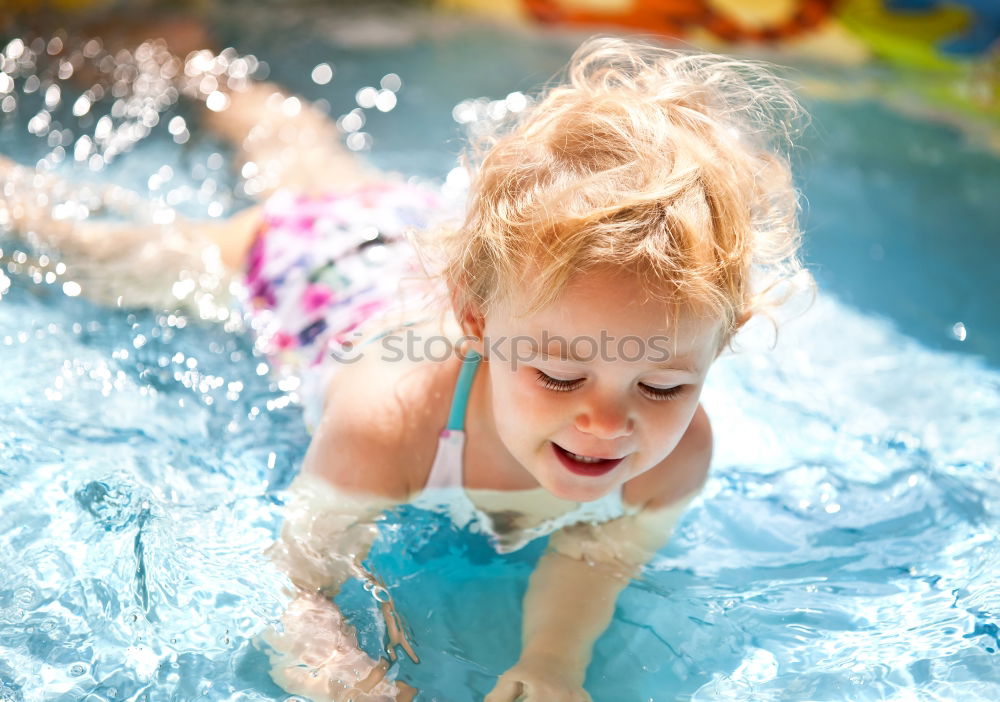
[2, 5, 999, 701]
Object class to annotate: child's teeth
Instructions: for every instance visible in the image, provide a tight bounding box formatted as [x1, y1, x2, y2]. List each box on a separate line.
[569, 451, 603, 463]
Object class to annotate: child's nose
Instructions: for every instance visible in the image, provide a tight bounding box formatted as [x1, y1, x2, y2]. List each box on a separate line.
[574, 400, 634, 440]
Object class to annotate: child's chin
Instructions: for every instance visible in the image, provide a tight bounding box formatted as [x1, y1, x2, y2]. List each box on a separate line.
[539, 449, 621, 502]
[542, 473, 616, 503]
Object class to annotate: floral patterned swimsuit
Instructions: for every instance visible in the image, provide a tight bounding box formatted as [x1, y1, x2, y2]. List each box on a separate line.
[241, 181, 453, 429]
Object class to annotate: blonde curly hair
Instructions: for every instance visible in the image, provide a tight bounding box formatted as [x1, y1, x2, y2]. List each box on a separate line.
[422, 36, 807, 349]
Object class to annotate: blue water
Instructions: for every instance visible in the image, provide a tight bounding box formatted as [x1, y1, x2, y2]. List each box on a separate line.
[2, 6, 999, 701]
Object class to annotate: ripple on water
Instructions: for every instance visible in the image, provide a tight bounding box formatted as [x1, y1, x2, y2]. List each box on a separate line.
[75, 479, 147, 533]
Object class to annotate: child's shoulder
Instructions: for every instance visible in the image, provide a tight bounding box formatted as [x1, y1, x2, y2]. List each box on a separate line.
[303, 327, 462, 501]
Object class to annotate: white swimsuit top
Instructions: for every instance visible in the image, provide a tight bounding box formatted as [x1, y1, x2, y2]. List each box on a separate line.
[408, 351, 635, 554]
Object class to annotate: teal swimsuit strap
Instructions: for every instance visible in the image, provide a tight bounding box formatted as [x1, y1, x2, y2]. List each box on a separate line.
[445, 350, 482, 431]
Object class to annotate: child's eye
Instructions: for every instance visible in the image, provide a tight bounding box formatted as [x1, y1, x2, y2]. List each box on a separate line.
[535, 370, 686, 401]
[535, 369, 583, 392]
[639, 383, 686, 401]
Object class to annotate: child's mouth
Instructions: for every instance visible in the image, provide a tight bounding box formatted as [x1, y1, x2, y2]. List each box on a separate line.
[551, 442, 624, 477]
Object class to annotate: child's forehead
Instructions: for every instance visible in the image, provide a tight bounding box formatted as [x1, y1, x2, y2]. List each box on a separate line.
[491, 269, 722, 348]
[488, 299, 721, 374]
[499, 266, 677, 323]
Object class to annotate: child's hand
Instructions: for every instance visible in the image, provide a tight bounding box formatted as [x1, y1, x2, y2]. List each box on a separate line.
[259, 589, 412, 702]
[485, 654, 592, 702]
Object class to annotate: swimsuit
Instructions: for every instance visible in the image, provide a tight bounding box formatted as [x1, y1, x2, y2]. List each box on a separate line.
[244, 183, 636, 553]
[242, 181, 449, 429]
[410, 350, 637, 554]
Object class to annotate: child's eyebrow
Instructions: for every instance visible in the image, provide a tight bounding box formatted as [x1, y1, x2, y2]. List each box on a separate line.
[528, 340, 698, 373]
[649, 358, 697, 373]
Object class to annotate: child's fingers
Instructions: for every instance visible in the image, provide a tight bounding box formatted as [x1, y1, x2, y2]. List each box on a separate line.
[353, 657, 391, 692]
[484, 677, 524, 702]
[395, 681, 418, 702]
[379, 595, 420, 664]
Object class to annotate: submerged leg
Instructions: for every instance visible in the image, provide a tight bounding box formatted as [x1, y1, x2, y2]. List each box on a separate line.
[0, 155, 259, 313]
[118, 14, 381, 197]
[0, 24, 382, 310]
[200, 79, 384, 198]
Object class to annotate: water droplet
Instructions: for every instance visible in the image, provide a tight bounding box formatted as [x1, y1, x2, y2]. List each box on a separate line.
[311, 63, 333, 85]
[82, 38, 102, 58]
[345, 132, 371, 151]
[72, 94, 91, 117]
[205, 91, 229, 112]
[374, 90, 396, 112]
[43, 83, 60, 109]
[505, 91, 528, 112]
[355, 86, 377, 109]
[338, 109, 364, 133]
[380, 73, 401, 92]
[167, 115, 186, 135]
[5, 38, 26, 60]
[281, 96, 301, 117]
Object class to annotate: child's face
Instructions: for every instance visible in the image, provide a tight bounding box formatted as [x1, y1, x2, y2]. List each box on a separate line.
[474, 266, 722, 503]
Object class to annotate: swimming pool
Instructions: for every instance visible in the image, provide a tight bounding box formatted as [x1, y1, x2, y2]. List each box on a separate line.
[2, 5, 999, 701]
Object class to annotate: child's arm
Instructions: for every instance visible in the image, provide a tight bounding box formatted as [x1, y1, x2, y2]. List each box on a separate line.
[259, 376, 420, 701]
[260, 473, 416, 702]
[269, 362, 419, 608]
[486, 407, 713, 702]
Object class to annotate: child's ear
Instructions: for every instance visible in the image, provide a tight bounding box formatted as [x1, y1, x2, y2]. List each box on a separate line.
[450, 291, 486, 355]
[457, 303, 485, 338]
[734, 309, 752, 331]
[714, 310, 751, 359]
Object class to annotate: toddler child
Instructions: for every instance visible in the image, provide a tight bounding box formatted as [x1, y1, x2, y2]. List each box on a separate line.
[0, 33, 805, 702]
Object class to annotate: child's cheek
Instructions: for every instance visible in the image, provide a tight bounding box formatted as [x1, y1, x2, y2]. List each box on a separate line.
[507, 369, 559, 421]
[497, 367, 531, 406]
